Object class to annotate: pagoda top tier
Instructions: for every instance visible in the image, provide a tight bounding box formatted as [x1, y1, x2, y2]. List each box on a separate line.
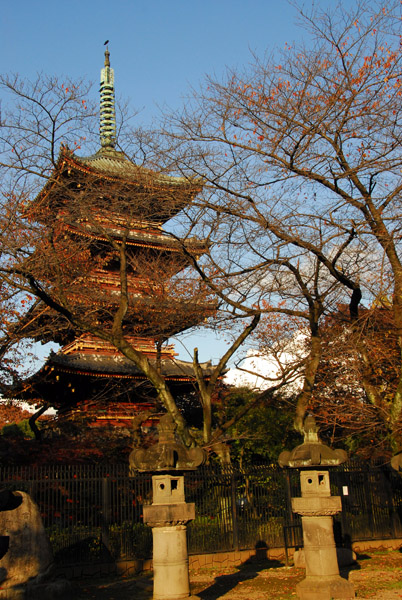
[33, 45, 202, 223]
[33, 146, 202, 226]
[88, 45, 198, 189]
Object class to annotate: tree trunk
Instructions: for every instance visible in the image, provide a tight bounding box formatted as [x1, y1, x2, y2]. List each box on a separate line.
[294, 333, 322, 432]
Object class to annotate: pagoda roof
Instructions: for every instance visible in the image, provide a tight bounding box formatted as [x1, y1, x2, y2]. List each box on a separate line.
[45, 146, 201, 192]
[73, 147, 193, 188]
[67, 219, 208, 253]
[44, 350, 214, 380]
[33, 147, 202, 225]
[14, 287, 216, 346]
[15, 332, 219, 406]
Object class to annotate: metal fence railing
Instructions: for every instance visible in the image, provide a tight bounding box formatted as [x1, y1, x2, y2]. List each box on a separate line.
[0, 462, 401, 565]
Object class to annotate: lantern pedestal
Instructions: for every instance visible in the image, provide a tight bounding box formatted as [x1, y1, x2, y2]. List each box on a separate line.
[292, 471, 355, 600]
[152, 525, 194, 600]
[143, 474, 199, 600]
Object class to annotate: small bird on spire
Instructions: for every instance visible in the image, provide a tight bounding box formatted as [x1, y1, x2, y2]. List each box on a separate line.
[104, 40, 109, 46]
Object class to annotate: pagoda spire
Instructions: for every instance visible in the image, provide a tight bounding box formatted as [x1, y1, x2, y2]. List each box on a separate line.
[100, 42, 116, 149]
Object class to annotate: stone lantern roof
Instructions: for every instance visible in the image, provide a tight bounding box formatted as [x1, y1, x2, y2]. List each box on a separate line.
[129, 414, 206, 472]
[278, 415, 348, 468]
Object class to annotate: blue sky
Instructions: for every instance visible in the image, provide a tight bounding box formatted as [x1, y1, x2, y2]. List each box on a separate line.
[2, 0, 358, 363]
[2, 0, 356, 128]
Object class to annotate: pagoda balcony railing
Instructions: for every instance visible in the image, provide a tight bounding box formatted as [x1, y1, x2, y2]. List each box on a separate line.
[86, 271, 198, 296]
[69, 402, 155, 416]
[87, 271, 154, 290]
[77, 211, 163, 231]
[67, 220, 182, 247]
[62, 335, 176, 356]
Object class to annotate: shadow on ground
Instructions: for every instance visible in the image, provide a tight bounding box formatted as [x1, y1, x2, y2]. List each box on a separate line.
[338, 552, 363, 580]
[197, 554, 285, 600]
[76, 574, 153, 600]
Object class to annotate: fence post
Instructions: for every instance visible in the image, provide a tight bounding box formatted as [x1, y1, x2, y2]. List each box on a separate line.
[285, 471, 295, 526]
[384, 470, 398, 539]
[364, 471, 375, 539]
[333, 471, 348, 545]
[231, 470, 239, 551]
[101, 477, 111, 558]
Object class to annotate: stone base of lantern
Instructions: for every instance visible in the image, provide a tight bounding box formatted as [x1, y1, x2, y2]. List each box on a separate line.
[152, 525, 200, 600]
[294, 511, 355, 600]
[296, 575, 355, 600]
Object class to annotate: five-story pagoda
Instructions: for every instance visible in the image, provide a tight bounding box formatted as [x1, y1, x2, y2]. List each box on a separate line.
[21, 47, 214, 427]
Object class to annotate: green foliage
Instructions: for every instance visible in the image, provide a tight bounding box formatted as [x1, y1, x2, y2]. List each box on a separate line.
[188, 516, 230, 552]
[49, 526, 101, 563]
[1, 419, 36, 439]
[49, 522, 152, 563]
[223, 388, 301, 465]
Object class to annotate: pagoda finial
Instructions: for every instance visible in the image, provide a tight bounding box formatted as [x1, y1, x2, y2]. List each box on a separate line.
[104, 40, 110, 67]
[100, 41, 116, 150]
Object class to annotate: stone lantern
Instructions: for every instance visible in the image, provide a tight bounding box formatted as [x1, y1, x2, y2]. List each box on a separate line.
[130, 414, 205, 600]
[279, 415, 355, 600]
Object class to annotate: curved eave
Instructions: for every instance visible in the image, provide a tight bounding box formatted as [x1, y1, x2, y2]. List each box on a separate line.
[75, 148, 201, 189]
[43, 366, 202, 382]
[20, 355, 217, 392]
[66, 223, 209, 254]
[44, 352, 215, 378]
[34, 148, 202, 207]
[18, 297, 216, 347]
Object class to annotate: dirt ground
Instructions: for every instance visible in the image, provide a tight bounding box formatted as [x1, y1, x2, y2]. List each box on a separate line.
[75, 548, 402, 599]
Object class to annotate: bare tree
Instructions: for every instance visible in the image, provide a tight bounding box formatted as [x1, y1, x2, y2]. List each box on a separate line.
[154, 1, 402, 452]
[0, 73, 265, 455]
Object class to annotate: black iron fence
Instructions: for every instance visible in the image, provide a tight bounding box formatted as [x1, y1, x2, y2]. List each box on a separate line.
[0, 462, 401, 565]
